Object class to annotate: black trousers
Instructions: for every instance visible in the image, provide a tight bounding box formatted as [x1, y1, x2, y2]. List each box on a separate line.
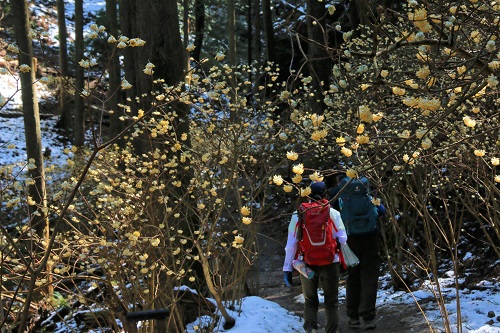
[345, 233, 381, 321]
[300, 262, 340, 333]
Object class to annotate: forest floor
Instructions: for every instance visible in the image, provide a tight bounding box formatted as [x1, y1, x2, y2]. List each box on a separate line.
[250, 231, 434, 333]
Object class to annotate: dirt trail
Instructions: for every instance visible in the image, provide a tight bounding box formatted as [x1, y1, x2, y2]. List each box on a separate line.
[250, 234, 433, 333]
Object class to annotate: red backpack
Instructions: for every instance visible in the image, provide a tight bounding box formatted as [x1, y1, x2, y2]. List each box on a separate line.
[295, 199, 338, 266]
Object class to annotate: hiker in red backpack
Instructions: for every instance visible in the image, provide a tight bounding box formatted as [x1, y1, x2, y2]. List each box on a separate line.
[283, 182, 347, 333]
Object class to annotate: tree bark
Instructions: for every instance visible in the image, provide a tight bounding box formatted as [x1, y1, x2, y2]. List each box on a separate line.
[106, 0, 122, 140]
[11, 0, 51, 331]
[56, 0, 71, 132]
[306, 0, 331, 114]
[228, 0, 236, 66]
[73, 0, 85, 146]
[11, 0, 48, 239]
[262, 0, 275, 62]
[192, 0, 205, 62]
[252, 0, 262, 65]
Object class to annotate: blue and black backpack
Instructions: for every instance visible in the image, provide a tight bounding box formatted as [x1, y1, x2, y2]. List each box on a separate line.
[338, 176, 379, 236]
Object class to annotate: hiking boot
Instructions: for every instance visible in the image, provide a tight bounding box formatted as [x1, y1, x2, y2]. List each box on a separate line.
[348, 318, 362, 329]
[304, 323, 318, 333]
[363, 319, 376, 330]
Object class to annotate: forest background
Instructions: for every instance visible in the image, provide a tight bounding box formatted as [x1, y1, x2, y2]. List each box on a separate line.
[0, 0, 499, 332]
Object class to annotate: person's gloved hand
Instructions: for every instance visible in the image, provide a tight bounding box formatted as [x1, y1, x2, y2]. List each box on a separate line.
[337, 229, 348, 245]
[284, 271, 293, 287]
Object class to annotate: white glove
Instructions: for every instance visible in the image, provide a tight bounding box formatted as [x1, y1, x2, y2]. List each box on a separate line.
[336, 229, 347, 245]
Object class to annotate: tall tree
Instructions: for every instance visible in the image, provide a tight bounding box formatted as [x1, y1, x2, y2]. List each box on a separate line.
[11, 0, 50, 331]
[105, 0, 122, 140]
[56, 0, 71, 132]
[73, 0, 85, 146]
[228, 0, 236, 66]
[306, 0, 331, 114]
[192, 0, 205, 62]
[247, 0, 252, 66]
[252, 0, 262, 65]
[10, 0, 47, 238]
[262, 0, 275, 62]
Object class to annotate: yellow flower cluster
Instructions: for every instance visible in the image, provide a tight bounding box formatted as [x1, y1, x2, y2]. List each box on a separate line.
[403, 97, 440, 113]
[341, 147, 353, 157]
[310, 114, 324, 127]
[309, 171, 324, 182]
[300, 187, 312, 197]
[311, 129, 328, 141]
[474, 149, 485, 157]
[287, 151, 299, 161]
[463, 116, 476, 128]
[292, 164, 304, 174]
[392, 87, 406, 96]
[358, 105, 373, 123]
[408, 8, 432, 32]
[356, 135, 370, 144]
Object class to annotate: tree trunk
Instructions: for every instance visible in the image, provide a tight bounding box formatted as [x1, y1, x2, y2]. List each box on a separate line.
[252, 0, 261, 65]
[247, 0, 252, 67]
[106, 0, 122, 140]
[11, 0, 48, 239]
[306, 0, 331, 114]
[56, 0, 71, 132]
[192, 0, 205, 62]
[73, 0, 85, 146]
[228, 0, 236, 66]
[183, 0, 191, 73]
[262, 0, 275, 62]
[11, 0, 51, 330]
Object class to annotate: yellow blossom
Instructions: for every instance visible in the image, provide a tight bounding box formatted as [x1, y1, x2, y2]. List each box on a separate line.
[491, 157, 499, 166]
[273, 175, 284, 186]
[371, 198, 381, 206]
[357, 124, 365, 134]
[291, 174, 302, 183]
[309, 171, 324, 182]
[463, 116, 476, 128]
[300, 187, 312, 197]
[19, 64, 31, 73]
[336, 136, 346, 146]
[474, 149, 485, 157]
[495, 175, 500, 183]
[283, 185, 293, 193]
[341, 147, 353, 157]
[121, 79, 132, 90]
[372, 113, 383, 122]
[346, 169, 358, 178]
[242, 217, 252, 225]
[241, 206, 251, 216]
[286, 151, 299, 161]
[356, 135, 369, 144]
[392, 87, 406, 96]
[292, 164, 304, 175]
[358, 105, 373, 123]
[310, 114, 324, 127]
[416, 66, 430, 79]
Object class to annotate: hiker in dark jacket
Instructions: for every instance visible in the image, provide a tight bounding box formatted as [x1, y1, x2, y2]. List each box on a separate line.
[329, 174, 386, 330]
